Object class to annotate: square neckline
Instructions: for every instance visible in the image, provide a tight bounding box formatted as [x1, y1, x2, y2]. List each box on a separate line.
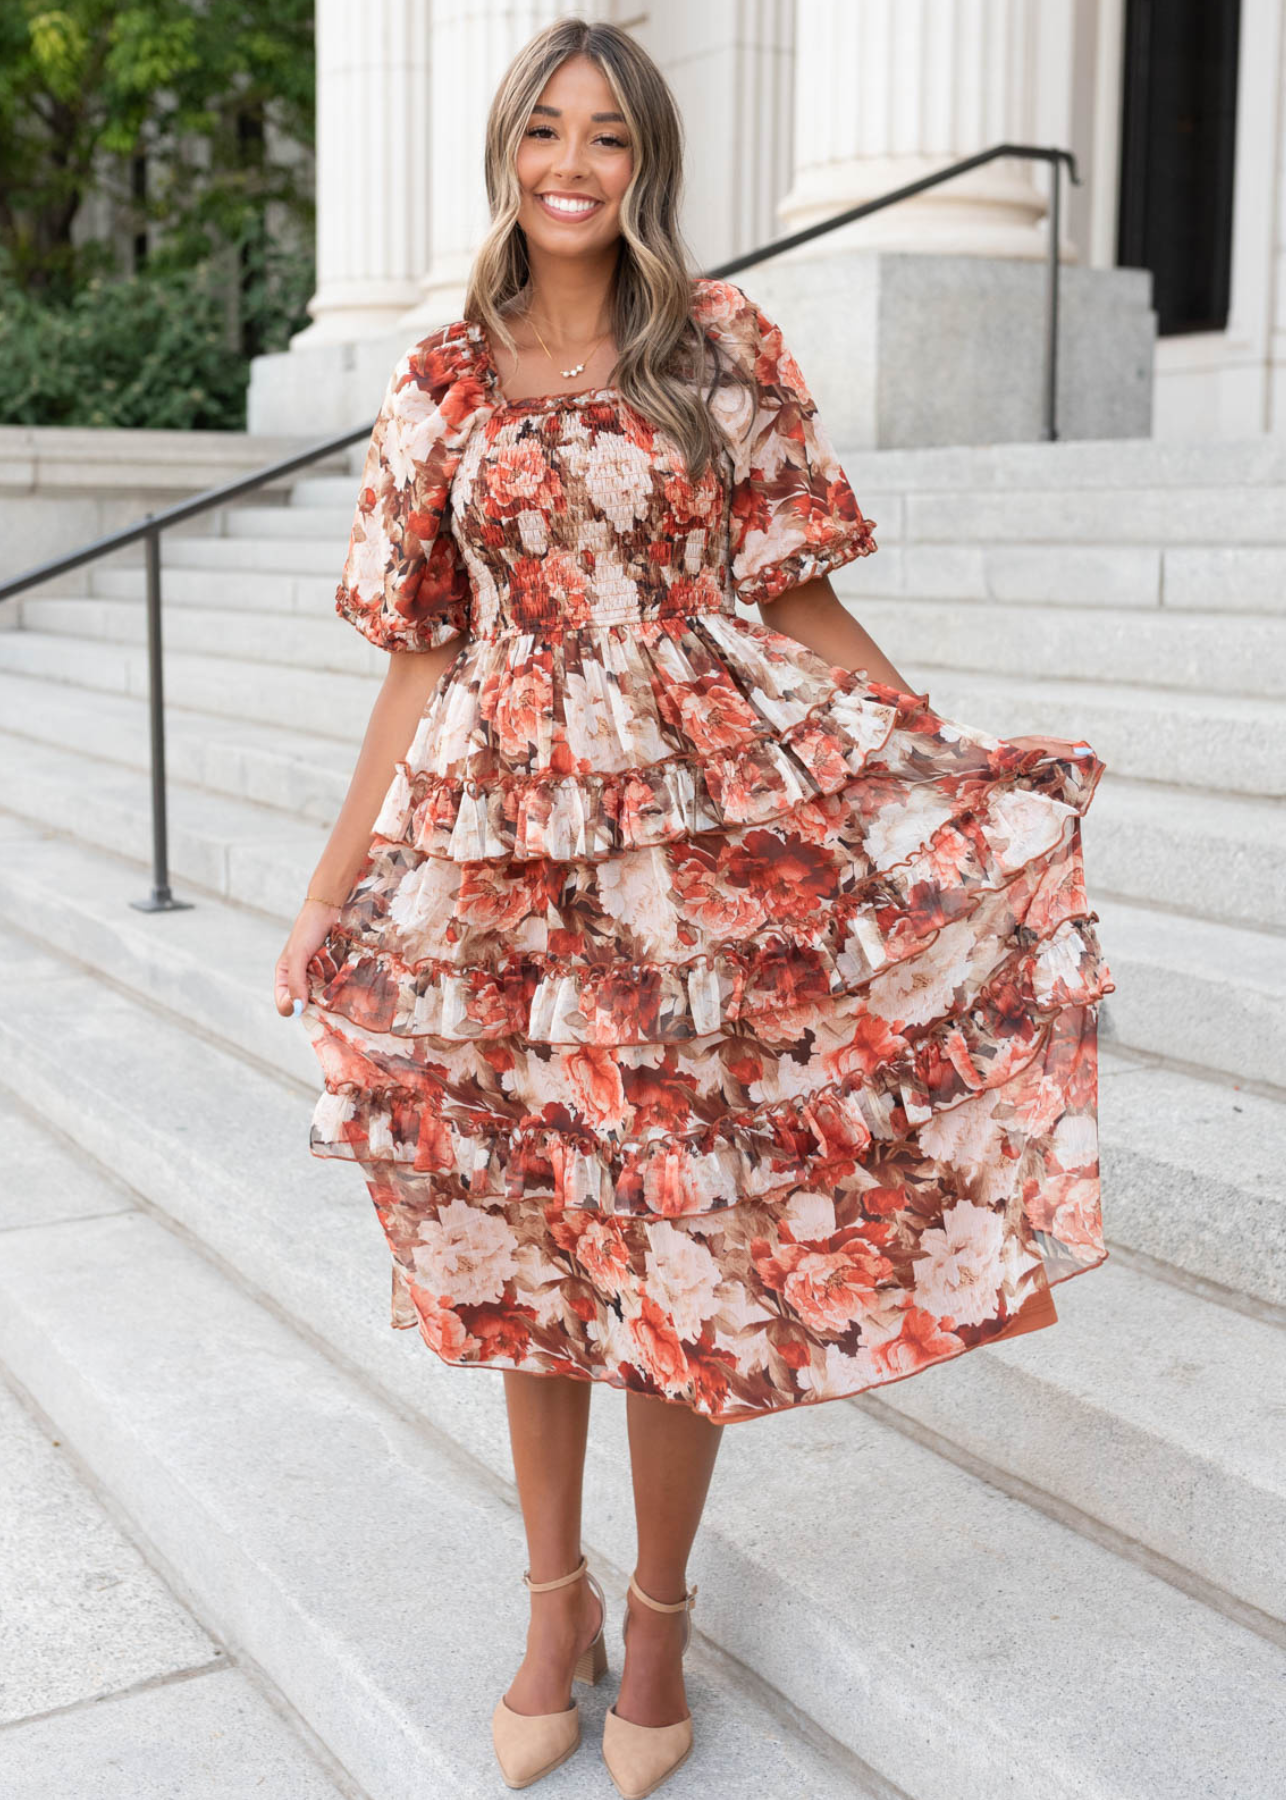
[464, 320, 621, 411]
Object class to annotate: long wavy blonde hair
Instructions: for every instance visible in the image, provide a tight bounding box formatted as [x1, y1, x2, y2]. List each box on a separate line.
[462, 15, 741, 483]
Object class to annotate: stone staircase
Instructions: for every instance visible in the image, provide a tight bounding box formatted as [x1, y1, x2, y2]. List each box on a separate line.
[0, 433, 1283, 1798]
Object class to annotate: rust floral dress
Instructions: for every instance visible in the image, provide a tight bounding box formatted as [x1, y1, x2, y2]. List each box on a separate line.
[301, 275, 1114, 1425]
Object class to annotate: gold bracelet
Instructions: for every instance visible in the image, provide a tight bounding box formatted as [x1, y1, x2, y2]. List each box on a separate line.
[305, 891, 345, 909]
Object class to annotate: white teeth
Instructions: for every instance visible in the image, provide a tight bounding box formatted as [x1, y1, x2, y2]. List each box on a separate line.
[541, 195, 600, 215]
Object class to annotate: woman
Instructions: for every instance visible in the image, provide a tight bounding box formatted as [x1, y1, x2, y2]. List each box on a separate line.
[274, 17, 1113, 1797]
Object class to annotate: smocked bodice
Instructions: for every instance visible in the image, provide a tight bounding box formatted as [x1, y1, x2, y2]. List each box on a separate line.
[331, 278, 876, 657]
[448, 384, 735, 639]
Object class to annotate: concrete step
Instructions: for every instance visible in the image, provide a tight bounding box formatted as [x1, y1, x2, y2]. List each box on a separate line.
[902, 486, 1286, 545]
[1, 861, 1284, 1612]
[2, 937, 1284, 1798]
[69, 538, 1286, 655]
[0, 629, 383, 740]
[1095, 895, 1286, 1089]
[222, 501, 353, 539]
[0, 817, 322, 1084]
[152, 533, 350, 575]
[1097, 1055, 1286, 1313]
[3, 818, 1278, 1314]
[865, 1249, 1286, 1626]
[847, 541, 1286, 617]
[0, 738, 326, 918]
[835, 436, 1286, 493]
[0, 1299, 214, 1719]
[855, 598, 1286, 700]
[62, 504, 1286, 629]
[291, 473, 392, 509]
[18, 593, 372, 677]
[91, 560, 337, 615]
[0, 1178, 356, 1798]
[0, 1669, 357, 1800]
[0, 670, 355, 828]
[916, 668, 1286, 799]
[1084, 775, 1286, 934]
[0, 1107, 865, 1800]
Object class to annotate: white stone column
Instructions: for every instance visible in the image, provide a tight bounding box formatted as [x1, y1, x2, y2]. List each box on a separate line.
[633, 0, 797, 271]
[401, 0, 617, 333]
[292, 0, 433, 347]
[777, 0, 1078, 260]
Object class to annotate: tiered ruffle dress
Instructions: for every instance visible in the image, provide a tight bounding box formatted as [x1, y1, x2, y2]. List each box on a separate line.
[301, 275, 1114, 1425]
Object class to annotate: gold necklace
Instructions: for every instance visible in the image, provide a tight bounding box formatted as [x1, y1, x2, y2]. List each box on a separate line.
[526, 312, 612, 380]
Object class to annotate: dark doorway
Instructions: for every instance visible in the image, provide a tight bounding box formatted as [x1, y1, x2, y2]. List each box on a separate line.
[1117, 0, 1241, 335]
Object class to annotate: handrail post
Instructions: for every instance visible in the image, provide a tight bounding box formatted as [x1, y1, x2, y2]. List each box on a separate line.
[130, 516, 192, 913]
[1044, 153, 1062, 441]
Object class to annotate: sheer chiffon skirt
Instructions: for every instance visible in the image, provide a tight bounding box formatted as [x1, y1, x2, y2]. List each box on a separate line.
[302, 611, 1113, 1425]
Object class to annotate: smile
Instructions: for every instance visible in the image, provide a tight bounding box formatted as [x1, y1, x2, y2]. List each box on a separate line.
[536, 193, 604, 221]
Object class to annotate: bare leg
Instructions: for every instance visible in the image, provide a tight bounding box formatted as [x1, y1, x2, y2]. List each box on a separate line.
[614, 1392, 724, 1727]
[501, 1369, 604, 1715]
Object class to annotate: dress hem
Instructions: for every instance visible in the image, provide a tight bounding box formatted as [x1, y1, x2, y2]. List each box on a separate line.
[383, 1248, 1106, 1428]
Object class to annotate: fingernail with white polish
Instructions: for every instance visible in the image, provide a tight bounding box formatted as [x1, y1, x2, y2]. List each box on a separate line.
[292, 997, 303, 1018]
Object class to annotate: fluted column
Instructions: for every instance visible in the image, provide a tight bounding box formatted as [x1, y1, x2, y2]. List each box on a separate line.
[777, 0, 1077, 260]
[632, 0, 796, 270]
[293, 0, 433, 345]
[401, 0, 617, 332]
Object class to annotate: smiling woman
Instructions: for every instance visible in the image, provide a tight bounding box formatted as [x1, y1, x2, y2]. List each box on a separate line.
[275, 14, 1114, 1796]
[481, 56, 637, 404]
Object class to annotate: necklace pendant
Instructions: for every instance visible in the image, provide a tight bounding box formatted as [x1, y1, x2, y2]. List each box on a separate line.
[560, 360, 586, 378]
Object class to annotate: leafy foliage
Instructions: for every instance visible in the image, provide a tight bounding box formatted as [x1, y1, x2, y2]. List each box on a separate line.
[0, 231, 316, 430]
[0, 0, 315, 427]
[1, 0, 314, 291]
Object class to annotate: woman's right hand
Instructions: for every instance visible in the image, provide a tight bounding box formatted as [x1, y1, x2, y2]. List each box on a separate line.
[274, 898, 342, 1018]
[273, 646, 463, 1022]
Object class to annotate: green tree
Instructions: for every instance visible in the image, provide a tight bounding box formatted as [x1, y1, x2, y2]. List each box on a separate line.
[0, 0, 314, 300]
[0, 0, 316, 427]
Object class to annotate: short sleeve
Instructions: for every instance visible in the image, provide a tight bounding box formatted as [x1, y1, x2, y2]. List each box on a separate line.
[703, 281, 877, 609]
[334, 332, 476, 652]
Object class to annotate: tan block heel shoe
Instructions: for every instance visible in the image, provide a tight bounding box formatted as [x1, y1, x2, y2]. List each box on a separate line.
[490, 1553, 608, 1789]
[601, 1573, 698, 1799]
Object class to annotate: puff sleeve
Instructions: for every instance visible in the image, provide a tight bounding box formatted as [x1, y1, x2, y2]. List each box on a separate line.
[334, 333, 476, 652]
[706, 281, 877, 609]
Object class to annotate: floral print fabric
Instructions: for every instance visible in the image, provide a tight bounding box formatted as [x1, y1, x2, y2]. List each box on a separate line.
[303, 275, 1114, 1425]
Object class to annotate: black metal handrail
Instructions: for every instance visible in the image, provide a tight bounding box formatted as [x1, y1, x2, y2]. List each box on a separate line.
[709, 142, 1079, 443]
[0, 141, 1078, 912]
[0, 431, 368, 910]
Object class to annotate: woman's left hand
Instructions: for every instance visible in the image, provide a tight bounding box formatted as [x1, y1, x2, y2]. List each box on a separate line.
[274, 898, 342, 1018]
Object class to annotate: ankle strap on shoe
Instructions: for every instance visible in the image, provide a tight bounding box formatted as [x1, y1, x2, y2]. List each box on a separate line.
[523, 1552, 589, 1593]
[628, 1572, 698, 1613]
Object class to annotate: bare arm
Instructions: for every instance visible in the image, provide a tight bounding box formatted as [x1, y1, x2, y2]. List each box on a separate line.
[273, 635, 467, 1016]
[758, 577, 914, 694]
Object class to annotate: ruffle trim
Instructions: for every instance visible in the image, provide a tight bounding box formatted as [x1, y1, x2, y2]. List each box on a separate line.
[308, 760, 1094, 1045]
[734, 514, 878, 610]
[305, 913, 1114, 1217]
[375, 690, 907, 863]
[335, 581, 470, 655]
[367, 612, 1107, 867]
[373, 624, 918, 864]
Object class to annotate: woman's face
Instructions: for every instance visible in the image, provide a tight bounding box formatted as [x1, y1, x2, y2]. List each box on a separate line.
[514, 53, 634, 260]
